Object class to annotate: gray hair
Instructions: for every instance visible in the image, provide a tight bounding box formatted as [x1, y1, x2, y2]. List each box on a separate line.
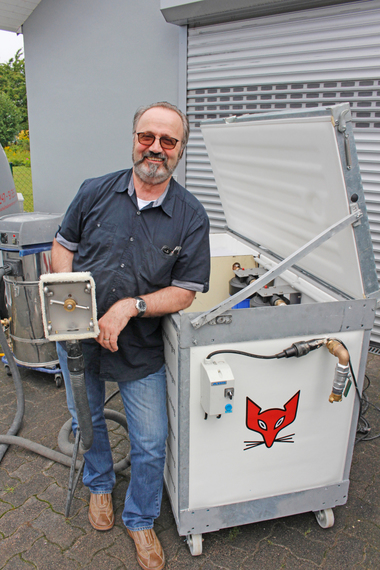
[133, 101, 189, 152]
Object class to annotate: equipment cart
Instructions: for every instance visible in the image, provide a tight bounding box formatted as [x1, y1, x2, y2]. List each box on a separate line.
[163, 103, 379, 555]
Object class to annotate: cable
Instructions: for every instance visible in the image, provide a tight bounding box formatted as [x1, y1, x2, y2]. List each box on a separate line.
[206, 338, 325, 361]
[355, 374, 380, 443]
[206, 349, 282, 360]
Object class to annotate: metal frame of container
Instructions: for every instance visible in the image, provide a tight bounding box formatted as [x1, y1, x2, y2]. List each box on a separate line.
[163, 103, 379, 554]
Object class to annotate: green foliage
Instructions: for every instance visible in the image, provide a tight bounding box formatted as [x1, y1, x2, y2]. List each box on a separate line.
[228, 527, 241, 540]
[12, 165, 34, 212]
[0, 49, 28, 130]
[4, 130, 30, 166]
[0, 92, 21, 147]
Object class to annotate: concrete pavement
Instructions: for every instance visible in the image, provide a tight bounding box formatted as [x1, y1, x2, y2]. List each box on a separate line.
[1, 353, 380, 569]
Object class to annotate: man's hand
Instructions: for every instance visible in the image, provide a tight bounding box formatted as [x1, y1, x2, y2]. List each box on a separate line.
[96, 298, 137, 352]
[96, 287, 195, 352]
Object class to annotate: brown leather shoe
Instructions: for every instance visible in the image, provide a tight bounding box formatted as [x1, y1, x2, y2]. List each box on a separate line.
[127, 528, 165, 570]
[88, 493, 114, 531]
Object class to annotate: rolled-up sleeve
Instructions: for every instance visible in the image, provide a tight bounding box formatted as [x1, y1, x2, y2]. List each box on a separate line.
[55, 231, 79, 251]
[171, 210, 210, 293]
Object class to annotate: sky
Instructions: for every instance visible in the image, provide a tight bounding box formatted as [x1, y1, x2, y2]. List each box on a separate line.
[0, 29, 24, 63]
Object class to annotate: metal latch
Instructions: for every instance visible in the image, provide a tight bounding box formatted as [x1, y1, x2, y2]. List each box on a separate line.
[337, 108, 352, 170]
[350, 202, 362, 227]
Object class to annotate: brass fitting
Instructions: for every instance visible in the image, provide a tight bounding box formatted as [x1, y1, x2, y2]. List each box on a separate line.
[64, 298, 77, 312]
[326, 339, 350, 403]
[329, 391, 342, 403]
[326, 339, 349, 366]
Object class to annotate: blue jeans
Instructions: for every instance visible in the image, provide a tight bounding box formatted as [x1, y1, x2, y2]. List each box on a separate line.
[57, 342, 168, 530]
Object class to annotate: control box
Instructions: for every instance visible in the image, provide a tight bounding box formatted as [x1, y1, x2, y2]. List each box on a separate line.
[200, 358, 235, 416]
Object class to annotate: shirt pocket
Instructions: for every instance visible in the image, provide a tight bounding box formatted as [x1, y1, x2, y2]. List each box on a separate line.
[78, 220, 116, 262]
[139, 242, 178, 290]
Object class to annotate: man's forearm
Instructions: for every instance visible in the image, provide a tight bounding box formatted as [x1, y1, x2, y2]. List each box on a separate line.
[51, 238, 74, 273]
[97, 286, 196, 352]
[142, 286, 195, 317]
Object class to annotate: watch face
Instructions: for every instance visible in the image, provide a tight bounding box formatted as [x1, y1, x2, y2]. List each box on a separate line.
[135, 298, 147, 315]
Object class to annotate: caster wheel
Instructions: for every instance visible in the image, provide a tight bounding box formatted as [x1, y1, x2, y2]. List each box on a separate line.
[55, 374, 63, 388]
[315, 508, 334, 529]
[186, 533, 202, 556]
[4, 364, 11, 376]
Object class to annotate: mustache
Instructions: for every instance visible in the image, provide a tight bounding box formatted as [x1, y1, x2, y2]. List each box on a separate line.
[138, 150, 167, 164]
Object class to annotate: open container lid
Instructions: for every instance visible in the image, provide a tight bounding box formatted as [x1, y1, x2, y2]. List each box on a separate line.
[201, 103, 378, 300]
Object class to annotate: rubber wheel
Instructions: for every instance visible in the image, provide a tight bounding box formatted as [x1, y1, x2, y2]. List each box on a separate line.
[4, 364, 11, 376]
[187, 534, 202, 556]
[55, 374, 63, 388]
[315, 508, 334, 528]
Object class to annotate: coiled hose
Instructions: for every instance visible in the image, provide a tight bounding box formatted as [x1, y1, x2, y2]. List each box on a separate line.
[0, 303, 82, 469]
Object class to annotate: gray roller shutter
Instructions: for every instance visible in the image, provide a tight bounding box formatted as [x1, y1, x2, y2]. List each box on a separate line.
[185, 0, 380, 343]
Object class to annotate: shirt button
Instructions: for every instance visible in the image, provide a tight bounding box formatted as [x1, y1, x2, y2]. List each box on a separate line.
[112, 288, 116, 292]
[97, 223, 101, 227]
[120, 263, 125, 268]
[136, 211, 141, 216]
[130, 237, 134, 242]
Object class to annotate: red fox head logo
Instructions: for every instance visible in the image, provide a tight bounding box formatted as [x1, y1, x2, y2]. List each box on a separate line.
[245, 391, 300, 450]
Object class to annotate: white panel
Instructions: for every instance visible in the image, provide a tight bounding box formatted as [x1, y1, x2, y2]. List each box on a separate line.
[189, 331, 362, 509]
[202, 114, 364, 300]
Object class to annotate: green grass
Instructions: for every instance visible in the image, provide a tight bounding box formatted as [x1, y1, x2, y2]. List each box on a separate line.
[12, 165, 34, 212]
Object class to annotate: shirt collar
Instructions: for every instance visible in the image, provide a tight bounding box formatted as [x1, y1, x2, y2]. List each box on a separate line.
[123, 169, 174, 217]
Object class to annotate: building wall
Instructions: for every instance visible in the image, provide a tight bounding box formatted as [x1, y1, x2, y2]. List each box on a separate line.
[23, 0, 181, 213]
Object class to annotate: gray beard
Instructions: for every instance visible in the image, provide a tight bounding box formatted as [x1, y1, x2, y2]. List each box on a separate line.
[133, 151, 178, 185]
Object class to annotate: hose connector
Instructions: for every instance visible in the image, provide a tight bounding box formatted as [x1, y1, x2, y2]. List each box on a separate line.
[326, 339, 350, 403]
[329, 362, 350, 403]
[326, 339, 350, 366]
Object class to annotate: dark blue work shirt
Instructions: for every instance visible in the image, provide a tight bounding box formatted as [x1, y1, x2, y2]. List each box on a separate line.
[57, 168, 210, 382]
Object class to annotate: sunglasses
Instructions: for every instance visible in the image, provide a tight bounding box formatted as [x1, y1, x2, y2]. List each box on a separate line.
[136, 132, 179, 150]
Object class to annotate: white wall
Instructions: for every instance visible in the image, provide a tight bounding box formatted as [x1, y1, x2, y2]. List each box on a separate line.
[23, 0, 181, 213]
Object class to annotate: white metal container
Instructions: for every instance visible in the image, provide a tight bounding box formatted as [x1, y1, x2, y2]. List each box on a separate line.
[163, 103, 379, 556]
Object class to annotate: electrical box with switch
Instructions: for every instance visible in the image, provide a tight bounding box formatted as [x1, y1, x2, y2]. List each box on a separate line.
[200, 358, 235, 417]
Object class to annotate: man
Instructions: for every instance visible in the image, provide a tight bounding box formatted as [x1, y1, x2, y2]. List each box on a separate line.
[52, 102, 210, 570]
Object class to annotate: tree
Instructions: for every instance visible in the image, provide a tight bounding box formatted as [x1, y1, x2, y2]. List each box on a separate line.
[0, 92, 20, 147]
[0, 49, 28, 131]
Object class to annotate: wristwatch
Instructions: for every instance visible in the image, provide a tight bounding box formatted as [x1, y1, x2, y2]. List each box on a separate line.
[134, 297, 147, 318]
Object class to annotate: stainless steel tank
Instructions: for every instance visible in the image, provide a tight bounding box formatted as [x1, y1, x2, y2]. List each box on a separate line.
[0, 212, 63, 367]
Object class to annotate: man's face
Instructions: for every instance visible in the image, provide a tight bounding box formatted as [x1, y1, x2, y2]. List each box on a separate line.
[132, 107, 184, 186]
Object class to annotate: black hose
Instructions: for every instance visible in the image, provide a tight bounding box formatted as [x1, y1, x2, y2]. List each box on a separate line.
[66, 340, 93, 454]
[58, 410, 130, 473]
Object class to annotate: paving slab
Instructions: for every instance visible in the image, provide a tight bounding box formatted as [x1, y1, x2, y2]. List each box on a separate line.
[1, 352, 380, 569]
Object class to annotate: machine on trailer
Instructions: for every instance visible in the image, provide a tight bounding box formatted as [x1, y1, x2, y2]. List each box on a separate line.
[162, 103, 379, 555]
[0, 212, 64, 385]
